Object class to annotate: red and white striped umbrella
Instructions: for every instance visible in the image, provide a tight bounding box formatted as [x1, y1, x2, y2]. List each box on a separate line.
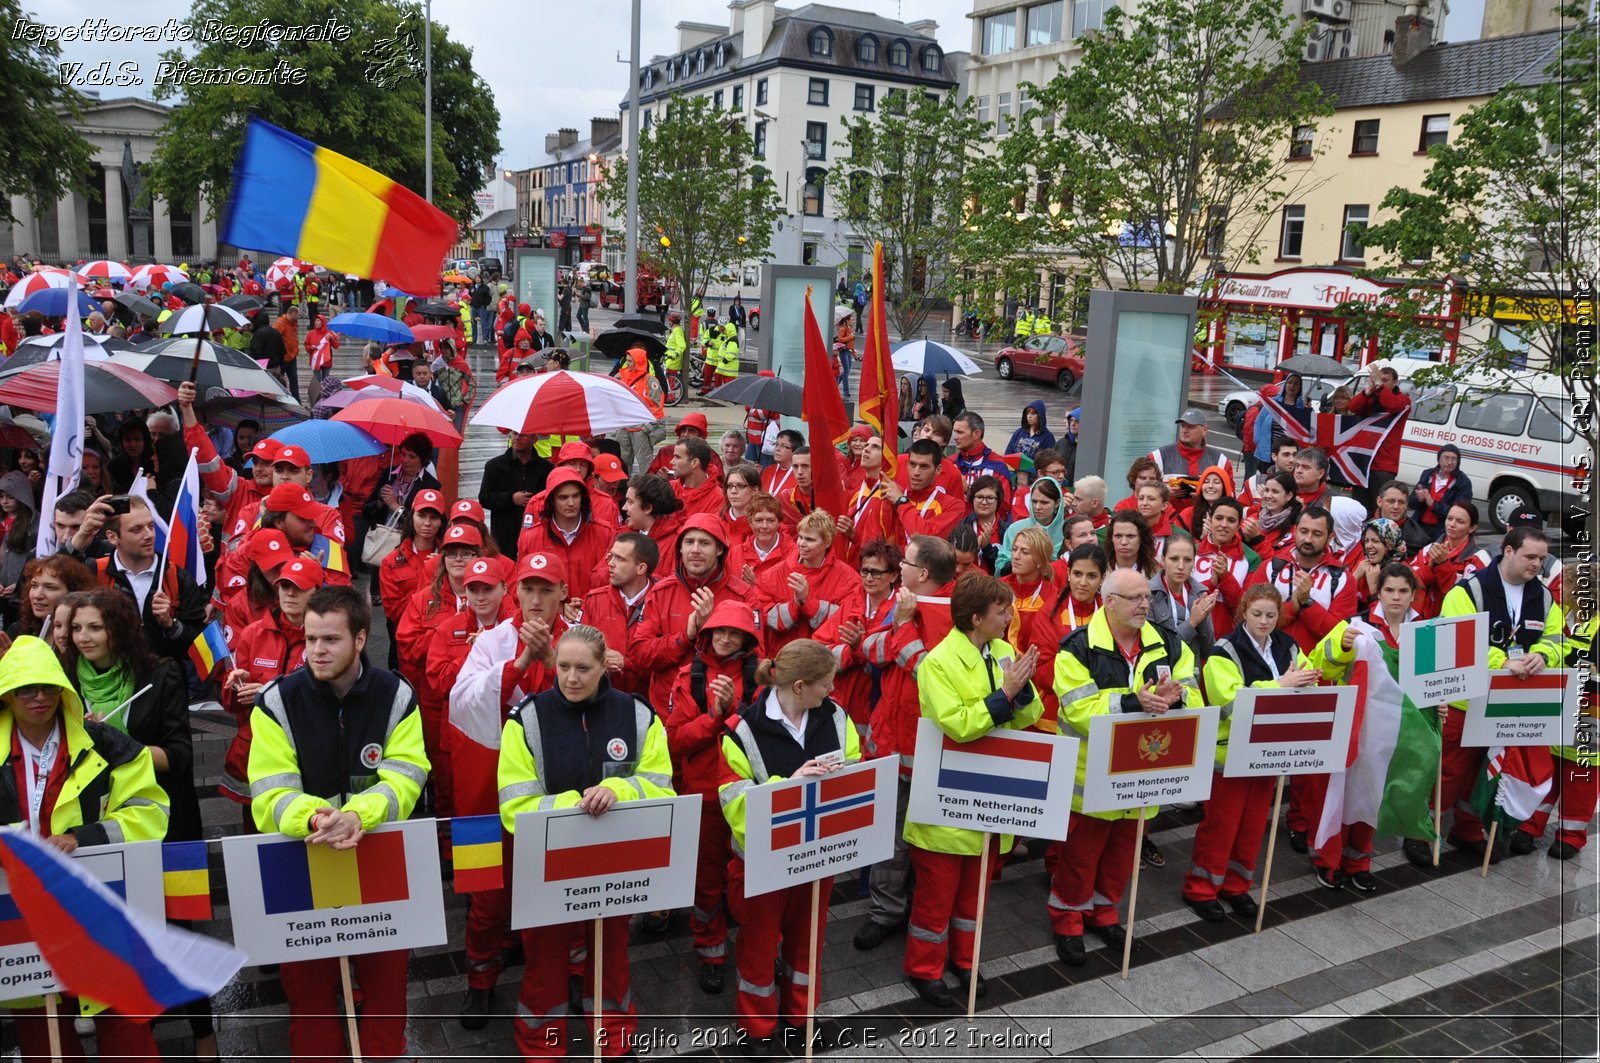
[471, 370, 657, 435]
[265, 259, 303, 287]
[128, 263, 188, 291]
[3, 269, 74, 309]
[74, 260, 133, 284]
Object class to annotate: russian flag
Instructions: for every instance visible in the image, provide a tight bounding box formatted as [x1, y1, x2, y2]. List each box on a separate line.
[543, 804, 674, 882]
[163, 449, 207, 588]
[0, 830, 244, 1013]
[937, 731, 1053, 801]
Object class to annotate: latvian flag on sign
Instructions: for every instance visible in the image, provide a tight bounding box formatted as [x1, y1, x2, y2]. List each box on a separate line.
[1483, 672, 1569, 720]
[1412, 615, 1481, 675]
[937, 732, 1052, 800]
[1247, 690, 1341, 743]
[772, 770, 876, 849]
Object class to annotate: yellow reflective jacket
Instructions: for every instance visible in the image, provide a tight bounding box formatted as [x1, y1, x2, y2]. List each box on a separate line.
[665, 326, 687, 370]
[718, 696, 862, 855]
[1439, 579, 1565, 712]
[1204, 629, 1344, 770]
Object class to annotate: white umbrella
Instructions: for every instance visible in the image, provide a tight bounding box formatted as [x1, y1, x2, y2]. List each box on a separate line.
[266, 259, 304, 287]
[158, 303, 250, 336]
[471, 370, 656, 435]
[891, 339, 982, 376]
[833, 304, 855, 324]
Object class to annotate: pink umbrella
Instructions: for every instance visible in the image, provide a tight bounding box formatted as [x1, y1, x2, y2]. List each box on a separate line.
[3, 269, 74, 309]
[471, 370, 656, 435]
[332, 396, 461, 448]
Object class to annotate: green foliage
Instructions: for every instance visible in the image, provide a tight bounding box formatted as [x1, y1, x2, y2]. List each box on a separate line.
[146, 0, 500, 229]
[596, 94, 783, 312]
[0, 0, 97, 229]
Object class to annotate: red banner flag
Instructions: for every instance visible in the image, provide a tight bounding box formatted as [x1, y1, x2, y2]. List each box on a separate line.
[856, 241, 895, 460]
[1108, 715, 1201, 775]
[802, 285, 851, 519]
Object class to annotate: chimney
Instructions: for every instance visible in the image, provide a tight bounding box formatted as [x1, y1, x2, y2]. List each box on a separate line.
[559, 127, 578, 149]
[728, 0, 744, 35]
[544, 132, 560, 154]
[1392, 7, 1436, 67]
[739, 0, 776, 55]
[590, 117, 621, 144]
[906, 19, 938, 36]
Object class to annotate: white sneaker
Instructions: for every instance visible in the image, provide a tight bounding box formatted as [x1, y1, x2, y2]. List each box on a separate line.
[74, 1017, 95, 1037]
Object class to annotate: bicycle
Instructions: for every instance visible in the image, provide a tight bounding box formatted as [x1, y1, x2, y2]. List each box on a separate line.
[663, 343, 707, 406]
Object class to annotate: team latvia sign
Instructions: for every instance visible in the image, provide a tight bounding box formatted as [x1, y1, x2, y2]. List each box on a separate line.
[1223, 687, 1361, 778]
[741, 758, 897, 897]
[1400, 612, 1489, 707]
[511, 796, 701, 929]
[1080, 707, 1220, 813]
[1461, 670, 1579, 748]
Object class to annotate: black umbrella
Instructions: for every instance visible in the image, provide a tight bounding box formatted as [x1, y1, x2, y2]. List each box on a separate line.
[592, 328, 667, 360]
[613, 314, 667, 335]
[113, 291, 162, 320]
[1277, 353, 1354, 378]
[707, 373, 804, 416]
[413, 300, 457, 318]
[170, 282, 207, 305]
[12, 333, 133, 361]
[160, 303, 251, 336]
[222, 293, 265, 313]
[121, 337, 297, 398]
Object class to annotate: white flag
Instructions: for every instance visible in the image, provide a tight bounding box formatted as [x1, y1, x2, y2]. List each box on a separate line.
[34, 274, 86, 556]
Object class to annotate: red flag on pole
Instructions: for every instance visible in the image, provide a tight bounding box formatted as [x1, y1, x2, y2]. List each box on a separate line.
[856, 241, 895, 460]
[802, 286, 851, 519]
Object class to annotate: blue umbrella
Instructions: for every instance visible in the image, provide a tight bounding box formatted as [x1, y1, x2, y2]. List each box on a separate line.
[379, 286, 414, 299]
[327, 312, 415, 344]
[269, 419, 386, 462]
[18, 288, 99, 318]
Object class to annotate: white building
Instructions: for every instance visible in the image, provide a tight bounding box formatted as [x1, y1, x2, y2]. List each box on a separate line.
[619, 0, 961, 284]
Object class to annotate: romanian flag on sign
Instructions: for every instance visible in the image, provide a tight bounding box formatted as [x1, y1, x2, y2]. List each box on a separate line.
[162, 841, 212, 921]
[221, 116, 460, 295]
[450, 815, 505, 893]
[256, 830, 410, 915]
[188, 621, 231, 681]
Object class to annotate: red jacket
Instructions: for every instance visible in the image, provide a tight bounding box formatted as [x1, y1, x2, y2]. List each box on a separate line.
[580, 581, 655, 698]
[1410, 535, 1473, 618]
[423, 602, 517, 711]
[218, 609, 306, 804]
[1027, 587, 1099, 732]
[516, 469, 616, 599]
[859, 583, 953, 772]
[893, 483, 967, 544]
[673, 474, 725, 518]
[758, 551, 858, 653]
[1245, 551, 1358, 651]
[396, 579, 465, 695]
[379, 539, 436, 616]
[814, 586, 897, 734]
[833, 478, 898, 566]
[666, 601, 761, 798]
[730, 531, 794, 587]
[1348, 385, 1411, 472]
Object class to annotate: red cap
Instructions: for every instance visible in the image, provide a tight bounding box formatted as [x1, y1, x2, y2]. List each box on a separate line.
[593, 453, 628, 484]
[275, 557, 325, 589]
[450, 499, 485, 524]
[513, 551, 568, 586]
[463, 556, 506, 588]
[249, 528, 298, 570]
[441, 523, 483, 549]
[412, 489, 446, 514]
[273, 444, 311, 469]
[849, 424, 874, 441]
[263, 483, 321, 520]
[250, 438, 284, 465]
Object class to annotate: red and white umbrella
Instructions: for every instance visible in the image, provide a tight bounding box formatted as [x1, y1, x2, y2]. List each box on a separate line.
[343, 375, 443, 410]
[3, 269, 74, 309]
[75, 260, 133, 284]
[128, 263, 189, 291]
[471, 370, 657, 436]
[265, 257, 310, 287]
[331, 396, 461, 447]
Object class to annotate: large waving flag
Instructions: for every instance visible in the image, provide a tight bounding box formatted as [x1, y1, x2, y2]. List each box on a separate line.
[801, 286, 851, 519]
[0, 830, 244, 1014]
[221, 116, 460, 295]
[1470, 745, 1555, 831]
[1256, 389, 1405, 488]
[855, 242, 895, 460]
[34, 274, 85, 557]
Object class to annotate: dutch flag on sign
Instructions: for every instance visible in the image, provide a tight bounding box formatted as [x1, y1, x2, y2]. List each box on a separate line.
[937, 732, 1052, 801]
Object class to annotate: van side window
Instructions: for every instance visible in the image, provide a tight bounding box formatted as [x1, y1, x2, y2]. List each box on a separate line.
[1528, 397, 1574, 443]
[1411, 385, 1455, 424]
[1455, 389, 1531, 435]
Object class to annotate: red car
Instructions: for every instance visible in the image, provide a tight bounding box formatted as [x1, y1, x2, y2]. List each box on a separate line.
[599, 268, 673, 311]
[994, 335, 1085, 391]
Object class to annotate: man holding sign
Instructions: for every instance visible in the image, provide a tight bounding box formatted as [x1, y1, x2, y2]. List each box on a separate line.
[1052, 569, 1201, 966]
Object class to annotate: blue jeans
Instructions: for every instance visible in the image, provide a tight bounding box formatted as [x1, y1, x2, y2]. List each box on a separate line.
[472, 307, 492, 344]
[837, 351, 853, 396]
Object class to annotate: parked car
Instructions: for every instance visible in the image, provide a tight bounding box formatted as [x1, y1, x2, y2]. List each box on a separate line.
[477, 257, 502, 283]
[599, 268, 671, 311]
[994, 335, 1085, 391]
[576, 262, 610, 290]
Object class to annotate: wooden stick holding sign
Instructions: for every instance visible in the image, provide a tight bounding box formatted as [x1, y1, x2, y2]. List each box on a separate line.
[45, 992, 62, 1063]
[967, 833, 993, 1018]
[339, 956, 363, 1063]
[593, 915, 604, 1063]
[1254, 774, 1287, 934]
[804, 878, 821, 1060]
[1481, 822, 1498, 879]
[1122, 815, 1145, 980]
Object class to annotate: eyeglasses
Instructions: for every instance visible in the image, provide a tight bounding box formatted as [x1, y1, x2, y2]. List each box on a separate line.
[10, 685, 56, 703]
[1106, 592, 1152, 605]
[860, 568, 892, 577]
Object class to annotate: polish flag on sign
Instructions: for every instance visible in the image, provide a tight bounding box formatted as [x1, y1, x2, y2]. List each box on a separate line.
[1246, 690, 1342, 744]
[543, 803, 675, 881]
[771, 769, 876, 850]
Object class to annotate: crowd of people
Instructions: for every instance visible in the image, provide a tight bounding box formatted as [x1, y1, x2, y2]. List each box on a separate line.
[0, 295, 1589, 1062]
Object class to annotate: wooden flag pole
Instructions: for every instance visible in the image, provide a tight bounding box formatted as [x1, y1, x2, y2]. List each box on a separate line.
[1481, 822, 1498, 879]
[1121, 815, 1146, 980]
[1255, 774, 1287, 935]
[804, 878, 822, 1061]
[593, 915, 604, 1063]
[1432, 740, 1444, 867]
[339, 955, 363, 1063]
[45, 992, 62, 1063]
[967, 834, 993, 1022]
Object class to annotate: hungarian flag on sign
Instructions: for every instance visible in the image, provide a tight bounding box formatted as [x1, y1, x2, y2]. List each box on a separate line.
[1483, 672, 1569, 720]
[1108, 715, 1201, 774]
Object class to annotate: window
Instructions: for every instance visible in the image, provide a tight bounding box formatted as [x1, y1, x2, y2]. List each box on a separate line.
[756, 78, 768, 105]
[1455, 390, 1532, 436]
[1411, 385, 1456, 424]
[1073, 0, 1112, 37]
[997, 91, 1012, 135]
[806, 121, 827, 160]
[808, 78, 829, 105]
[1340, 204, 1369, 261]
[1419, 114, 1450, 150]
[716, 44, 726, 68]
[854, 83, 875, 111]
[1279, 205, 1305, 258]
[1351, 118, 1380, 154]
[696, 50, 706, 74]
[714, 89, 724, 109]
[753, 121, 767, 159]
[976, 95, 991, 125]
[643, 67, 654, 89]
[642, 111, 652, 131]
[1529, 397, 1575, 442]
[858, 34, 878, 62]
[1203, 207, 1227, 256]
[1028, 1, 1065, 45]
[802, 167, 825, 215]
[1289, 124, 1314, 159]
[732, 85, 744, 110]
[667, 61, 677, 83]
[809, 27, 833, 57]
[981, 13, 1016, 54]
[921, 45, 942, 71]
[1495, 322, 1532, 369]
[889, 38, 910, 66]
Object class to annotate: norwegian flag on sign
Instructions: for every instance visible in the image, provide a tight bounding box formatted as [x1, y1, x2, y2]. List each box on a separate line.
[1257, 391, 1405, 488]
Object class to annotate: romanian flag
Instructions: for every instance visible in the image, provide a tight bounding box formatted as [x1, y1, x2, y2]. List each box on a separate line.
[221, 116, 459, 295]
[162, 841, 212, 921]
[1108, 715, 1201, 775]
[855, 241, 895, 460]
[450, 815, 504, 893]
[256, 830, 410, 915]
[801, 286, 852, 520]
[311, 533, 349, 576]
[188, 621, 231, 681]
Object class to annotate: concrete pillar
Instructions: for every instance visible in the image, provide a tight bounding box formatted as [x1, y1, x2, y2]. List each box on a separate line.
[56, 192, 79, 263]
[198, 198, 218, 260]
[10, 197, 34, 257]
[103, 169, 127, 261]
[152, 195, 172, 262]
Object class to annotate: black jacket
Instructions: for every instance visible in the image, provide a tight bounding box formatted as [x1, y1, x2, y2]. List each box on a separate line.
[361, 469, 443, 524]
[76, 660, 201, 842]
[479, 448, 553, 556]
[80, 554, 210, 663]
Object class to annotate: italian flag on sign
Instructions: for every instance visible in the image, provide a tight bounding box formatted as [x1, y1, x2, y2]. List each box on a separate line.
[1412, 615, 1482, 674]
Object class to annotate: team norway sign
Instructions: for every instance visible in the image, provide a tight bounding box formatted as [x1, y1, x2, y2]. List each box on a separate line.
[512, 796, 700, 929]
[1080, 707, 1220, 813]
[742, 758, 897, 897]
[907, 719, 1078, 841]
[1223, 687, 1360, 778]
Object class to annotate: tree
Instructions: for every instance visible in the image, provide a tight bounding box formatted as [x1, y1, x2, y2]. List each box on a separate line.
[831, 90, 992, 338]
[979, 0, 1331, 295]
[146, 0, 500, 229]
[0, 0, 96, 230]
[596, 93, 783, 316]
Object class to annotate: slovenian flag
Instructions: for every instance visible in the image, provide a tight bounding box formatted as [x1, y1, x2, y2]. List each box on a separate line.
[770, 769, 877, 849]
[256, 831, 410, 914]
[187, 621, 232, 681]
[543, 804, 674, 881]
[937, 732, 1053, 801]
[162, 841, 212, 921]
[450, 815, 504, 893]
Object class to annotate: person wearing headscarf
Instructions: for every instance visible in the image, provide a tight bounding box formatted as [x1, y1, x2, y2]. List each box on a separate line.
[1348, 516, 1406, 611]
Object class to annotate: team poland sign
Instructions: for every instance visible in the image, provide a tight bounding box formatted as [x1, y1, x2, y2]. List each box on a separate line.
[742, 758, 897, 897]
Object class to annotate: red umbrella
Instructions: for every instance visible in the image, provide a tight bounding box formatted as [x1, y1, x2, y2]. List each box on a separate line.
[410, 325, 456, 344]
[0, 361, 177, 415]
[332, 396, 461, 447]
[341, 374, 406, 394]
[471, 370, 656, 435]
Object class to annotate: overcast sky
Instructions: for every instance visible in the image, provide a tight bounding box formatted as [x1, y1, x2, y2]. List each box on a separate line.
[40, 0, 1485, 170]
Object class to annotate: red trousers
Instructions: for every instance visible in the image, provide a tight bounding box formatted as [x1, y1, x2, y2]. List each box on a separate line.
[727, 858, 831, 1039]
[464, 887, 513, 990]
[12, 1007, 158, 1063]
[1183, 773, 1275, 901]
[1522, 757, 1598, 850]
[1296, 772, 1378, 874]
[419, 701, 453, 818]
[1047, 814, 1138, 937]
[691, 806, 730, 966]
[1286, 774, 1312, 833]
[515, 917, 634, 1062]
[1438, 709, 1487, 842]
[904, 841, 996, 980]
[279, 949, 410, 1062]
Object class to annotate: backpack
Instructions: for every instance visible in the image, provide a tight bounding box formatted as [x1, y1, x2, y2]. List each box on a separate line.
[1240, 403, 1263, 453]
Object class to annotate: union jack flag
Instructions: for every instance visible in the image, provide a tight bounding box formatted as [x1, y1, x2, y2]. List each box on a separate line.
[1257, 391, 1405, 488]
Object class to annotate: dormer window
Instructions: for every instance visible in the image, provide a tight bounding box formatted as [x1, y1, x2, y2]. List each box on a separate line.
[920, 44, 942, 71]
[889, 39, 909, 67]
[715, 43, 727, 67]
[696, 50, 706, 74]
[857, 34, 878, 62]
[809, 27, 833, 57]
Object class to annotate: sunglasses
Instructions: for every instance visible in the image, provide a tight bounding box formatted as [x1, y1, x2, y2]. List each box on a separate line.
[10, 685, 57, 702]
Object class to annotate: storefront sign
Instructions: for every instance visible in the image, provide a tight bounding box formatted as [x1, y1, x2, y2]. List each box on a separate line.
[1214, 270, 1448, 317]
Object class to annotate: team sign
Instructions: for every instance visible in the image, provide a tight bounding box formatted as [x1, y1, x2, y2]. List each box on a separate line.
[907, 719, 1077, 840]
[512, 796, 700, 929]
[1223, 686, 1360, 778]
[1461, 670, 1579, 748]
[1400, 612, 1489, 707]
[742, 757, 897, 897]
[222, 819, 447, 965]
[0, 841, 165, 1001]
[1080, 706, 1220, 813]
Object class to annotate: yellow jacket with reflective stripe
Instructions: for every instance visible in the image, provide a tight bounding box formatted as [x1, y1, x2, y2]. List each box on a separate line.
[717, 702, 861, 854]
[1439, 581, 1564, 711]
[1204, 631, 1346, 770]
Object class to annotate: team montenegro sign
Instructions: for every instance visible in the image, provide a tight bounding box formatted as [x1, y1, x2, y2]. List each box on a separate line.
[1080, 707, 1220, 813]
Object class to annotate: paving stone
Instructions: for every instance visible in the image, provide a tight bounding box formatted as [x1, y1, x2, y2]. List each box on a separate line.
[1239, 1016, 1303, 1050]
[1109, 953, 1247, 1016]
[1277, 906, 1411, 967]
[1193, 928, 1328, 994]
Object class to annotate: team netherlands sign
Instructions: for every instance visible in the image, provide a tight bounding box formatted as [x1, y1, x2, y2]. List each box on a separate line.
[1399, 612, 1489, 707]
[1080, 707, 1220, 813]
[742, 758, 897, 897]
[1223, 687, 1361, 778]
[906, 719, 1078, 841]
[512, 796, 700, 929]
[1461, 670, 1580, 748]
